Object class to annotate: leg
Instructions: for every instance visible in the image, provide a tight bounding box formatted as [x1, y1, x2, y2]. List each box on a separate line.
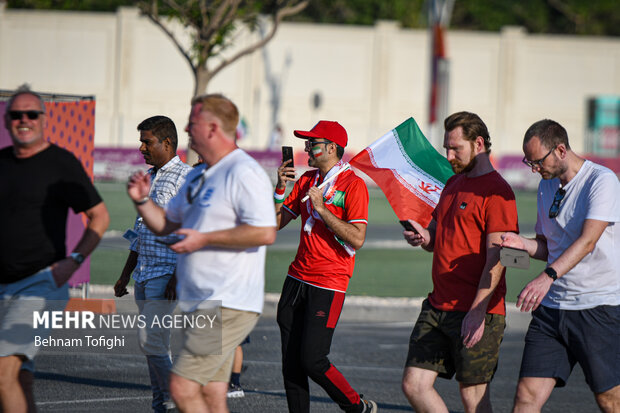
[595, 384, 620, 413]
[299, 285, 368, 413]
[170, 373, 207, 413]
[146, 354, 173, 411]
[512, 377, 556, 413]
[137, 276, 175, 412]
[402, 366, 448, 413]
[227, 345, 244, 398]
[277, 278, 310, 413]
[0, 355, 27, 413]
[459, 382, 491, 413]
[231, 346, 243, 376]
[18, 369, 36, 413]
[452, 312, 505, 413]
[201, 381, 229, 413]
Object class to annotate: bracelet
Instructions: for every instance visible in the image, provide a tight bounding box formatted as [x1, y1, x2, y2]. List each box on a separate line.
[133, 196, 149, 205]
[274, 187, 286, 203]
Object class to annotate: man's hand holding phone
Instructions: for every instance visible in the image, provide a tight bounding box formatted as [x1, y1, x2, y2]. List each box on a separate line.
[277, 146, 296, 187]
[400, 219, 428, 248]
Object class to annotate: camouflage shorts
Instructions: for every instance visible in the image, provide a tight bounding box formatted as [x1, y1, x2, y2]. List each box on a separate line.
[405, 299, 505, 384]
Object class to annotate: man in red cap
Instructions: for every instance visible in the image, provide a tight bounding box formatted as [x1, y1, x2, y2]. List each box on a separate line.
[274, 121, 377, 412]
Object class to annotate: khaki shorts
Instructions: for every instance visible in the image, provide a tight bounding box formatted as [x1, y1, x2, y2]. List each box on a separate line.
[172, 307, 259, 385]
[405, 299, 505, 384]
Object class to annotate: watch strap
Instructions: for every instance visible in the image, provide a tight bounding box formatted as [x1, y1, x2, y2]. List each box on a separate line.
[544, 267, 558, 281]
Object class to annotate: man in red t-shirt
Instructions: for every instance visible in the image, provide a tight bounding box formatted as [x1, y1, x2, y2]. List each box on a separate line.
[401, 112, 519, 413]
[274, 121, 377, 413]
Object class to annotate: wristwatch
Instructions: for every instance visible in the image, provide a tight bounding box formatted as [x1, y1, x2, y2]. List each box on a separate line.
[70, 252, 85, 265]
[544, 267, 558, 281]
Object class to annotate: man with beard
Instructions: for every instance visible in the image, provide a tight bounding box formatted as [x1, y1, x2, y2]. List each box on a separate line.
[274, 121, 377, 412]
[115, 115, 191, 412]
[501, 119, 619, 412]
[400, 111, 519, 413]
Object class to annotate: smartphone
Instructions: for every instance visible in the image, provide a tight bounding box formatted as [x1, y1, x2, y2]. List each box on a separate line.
[399, 220, 419, 234]
[499, 246, 530, 269]
[282, 146, 294, 167]
[155, 237, 183, 246]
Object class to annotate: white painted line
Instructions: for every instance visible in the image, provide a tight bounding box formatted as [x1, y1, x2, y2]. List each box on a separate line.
[37, 395, 151, 406]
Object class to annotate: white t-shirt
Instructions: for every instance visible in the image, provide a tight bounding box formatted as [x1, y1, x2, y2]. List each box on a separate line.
[166, 149, 276, 313]
[536, 160, 620, 309]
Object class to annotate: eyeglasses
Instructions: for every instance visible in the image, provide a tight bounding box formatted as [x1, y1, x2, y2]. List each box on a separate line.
[548, 187, 566, 218]
[305, 140, 331, 150]
[8, 110, 44, 121]
[186, 173, 206, 204]
[522, 146, 556, 169]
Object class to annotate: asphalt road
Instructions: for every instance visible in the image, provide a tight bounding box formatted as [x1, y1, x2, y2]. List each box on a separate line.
[32, 302, 598, 413]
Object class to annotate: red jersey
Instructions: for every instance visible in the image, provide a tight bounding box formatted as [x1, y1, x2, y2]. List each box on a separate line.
[429, 171, 519, 315]
[283, 167, 369, 291]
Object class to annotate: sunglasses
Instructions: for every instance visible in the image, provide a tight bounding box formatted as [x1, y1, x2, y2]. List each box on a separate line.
[522, 146, 556, 169]
[305, 140, 331, 149]
[8, 110, 44, 121]
[548, 187, 566, 218]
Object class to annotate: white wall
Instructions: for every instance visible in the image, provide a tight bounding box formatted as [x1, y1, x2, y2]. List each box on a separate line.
[1, 6, 619, 156]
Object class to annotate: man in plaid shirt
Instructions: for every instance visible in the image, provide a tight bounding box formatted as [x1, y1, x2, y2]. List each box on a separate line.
[115, 116, 192, 413]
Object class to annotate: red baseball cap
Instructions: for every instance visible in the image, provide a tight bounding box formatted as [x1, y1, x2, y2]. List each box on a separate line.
[293, 120, 348, 148]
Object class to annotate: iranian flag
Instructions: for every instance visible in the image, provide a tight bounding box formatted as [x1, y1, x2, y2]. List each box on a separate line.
[350, 117, 453, 226]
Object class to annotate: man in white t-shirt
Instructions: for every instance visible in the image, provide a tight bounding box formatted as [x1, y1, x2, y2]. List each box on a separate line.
[501, 119, 620, 413]
[127, 94, 277, 413]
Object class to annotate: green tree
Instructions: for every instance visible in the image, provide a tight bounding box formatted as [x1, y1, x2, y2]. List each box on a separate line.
[136, 0, 308, 95]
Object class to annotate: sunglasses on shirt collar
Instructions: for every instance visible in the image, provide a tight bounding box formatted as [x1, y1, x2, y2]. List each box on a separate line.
[548, 187, 566, 218]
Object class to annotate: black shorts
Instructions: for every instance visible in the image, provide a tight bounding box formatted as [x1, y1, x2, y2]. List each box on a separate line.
[519, 304, 620, 393]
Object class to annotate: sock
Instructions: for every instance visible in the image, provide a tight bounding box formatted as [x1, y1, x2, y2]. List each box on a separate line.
[230, 372, 241, 386]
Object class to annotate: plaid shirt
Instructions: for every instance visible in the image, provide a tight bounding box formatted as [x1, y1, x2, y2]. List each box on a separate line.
[130, 155, 192, 282]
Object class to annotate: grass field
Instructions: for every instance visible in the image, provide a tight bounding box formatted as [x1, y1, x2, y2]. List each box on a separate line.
[91, 182, 542, 301]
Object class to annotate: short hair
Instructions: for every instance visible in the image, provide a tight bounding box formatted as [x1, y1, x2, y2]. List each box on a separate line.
[137, 115, 178, 151]
[191, 93, 239, 138]
[444, 111, 492, 152]
[335, 144, 344, 159]
[5, 84, 46, 114]
[523, 119, 571, 150]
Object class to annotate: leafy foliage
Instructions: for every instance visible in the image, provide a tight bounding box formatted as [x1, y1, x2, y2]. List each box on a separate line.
[7, 0, 618, 36]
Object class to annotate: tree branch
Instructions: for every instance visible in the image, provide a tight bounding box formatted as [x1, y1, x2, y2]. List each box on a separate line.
[209, 0, 308, 80]
[139, 5, 198, 76]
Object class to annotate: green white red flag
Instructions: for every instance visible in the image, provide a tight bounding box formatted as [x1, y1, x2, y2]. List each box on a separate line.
[350, 117, 453, 226]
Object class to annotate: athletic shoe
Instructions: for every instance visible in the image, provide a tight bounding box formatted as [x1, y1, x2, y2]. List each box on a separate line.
[227, 383, 245, 398]
[163, 399, 177, 412]
[361, 397, 378, 412]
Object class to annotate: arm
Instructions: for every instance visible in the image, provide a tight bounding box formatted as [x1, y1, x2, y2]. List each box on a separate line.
[127, 171, 181, 236]
[461, 231, 505, 348]
[403, 219, 436, 252]
[516, 218, 608, 312]
[51, 201, 110, 286]
[169, 224, 277, 254]
[114, 250, 138, 297]
[307, 186, 367, 250]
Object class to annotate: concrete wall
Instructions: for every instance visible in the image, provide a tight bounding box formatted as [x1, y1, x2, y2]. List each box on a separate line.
[1, 6, 619, 156]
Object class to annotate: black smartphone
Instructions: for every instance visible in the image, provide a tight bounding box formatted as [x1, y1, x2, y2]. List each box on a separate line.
[155, 237, 183, 245]
[399, 220, 419, 234]
[282, 146, 294, 167]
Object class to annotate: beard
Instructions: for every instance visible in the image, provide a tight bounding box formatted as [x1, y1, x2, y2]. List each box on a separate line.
[450, 152, 477, 174]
